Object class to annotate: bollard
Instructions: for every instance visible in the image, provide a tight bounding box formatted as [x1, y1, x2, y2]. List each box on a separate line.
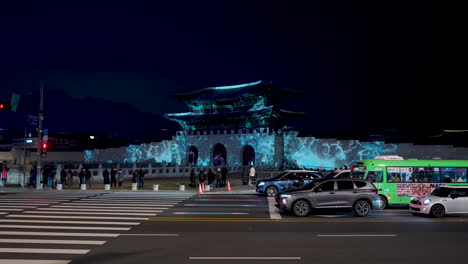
[205, 185, 211, 192]
[179, 184, 185, 191]
[104, 184, 111, 191]
[132, 183, 138, 191]
[153, 184, 159, 191]
[80, 184, 86, 190]
[56, 184, 63, 190]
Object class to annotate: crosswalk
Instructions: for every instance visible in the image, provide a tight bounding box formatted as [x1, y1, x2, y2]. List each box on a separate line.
[0, 191, 192, 264]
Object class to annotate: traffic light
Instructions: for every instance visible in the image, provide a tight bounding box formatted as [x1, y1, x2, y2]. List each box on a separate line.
[41, 142, 48, 151]
[0, 103, 12, 111]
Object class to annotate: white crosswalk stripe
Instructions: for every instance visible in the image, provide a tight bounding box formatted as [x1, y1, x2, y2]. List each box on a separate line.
[0, 191, 191, 263]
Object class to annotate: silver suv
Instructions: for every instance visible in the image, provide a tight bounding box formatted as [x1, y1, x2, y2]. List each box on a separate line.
[275, 179, 381, 217]
[410, 186, 468, 217]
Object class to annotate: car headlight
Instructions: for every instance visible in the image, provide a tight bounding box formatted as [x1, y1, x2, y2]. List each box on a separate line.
[258, 182, 265, 186]
[423, 199, 431, 205]
[280, 194, 291, 199]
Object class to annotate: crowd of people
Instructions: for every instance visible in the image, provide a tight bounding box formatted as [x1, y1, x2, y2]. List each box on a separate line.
[189, 166, 229, 188]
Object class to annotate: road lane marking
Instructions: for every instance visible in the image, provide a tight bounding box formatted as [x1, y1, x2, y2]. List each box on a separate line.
[0, 231, 120, 237]
[0, 225, 130, 230]
[0, 260, 71, 264]
[173, 212, 249, 215]
[0, 239, 106, 245]
[51, 206, 170, 209]
[317, 234, 397, 237]
[38, 208, 164, 212]
[59, 203, 175, 207]
[0, 203, 51, 206]
[148, 217, 468, 223]
[0, 248, 89, 254]
[267, 197, 282, 220]
[0, 206, 38, 208]
[0, 219, 140, 225]
[0, 212, 6, 215]
[0, 209, 25, 211]
[7, 214, 148, 220]
[189, 257, 301, 260]
[119, 234, 179, 236]
[24, 211, 157, 216]
[194, 199, 262, 202]
[184, 204, 257, 207]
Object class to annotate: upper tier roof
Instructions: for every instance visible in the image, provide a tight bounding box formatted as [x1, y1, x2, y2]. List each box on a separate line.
[171, 80, 300, 102]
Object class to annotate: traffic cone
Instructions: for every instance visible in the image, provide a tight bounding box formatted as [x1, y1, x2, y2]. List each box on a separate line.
[198, 183, 203, 194]
[202, 183, 205, 192]
[226, 181, 232, 192]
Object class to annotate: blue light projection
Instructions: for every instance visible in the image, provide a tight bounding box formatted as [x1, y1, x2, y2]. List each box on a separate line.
[209, 80, 262, 90]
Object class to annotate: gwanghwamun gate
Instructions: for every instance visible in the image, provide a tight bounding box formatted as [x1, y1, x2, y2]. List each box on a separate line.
[2, 81, 468, 184]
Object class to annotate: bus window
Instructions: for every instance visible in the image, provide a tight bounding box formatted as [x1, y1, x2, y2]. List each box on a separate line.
[387, 167, 413, 183]
[367, 171, 383, 183]
[441, 168, 467, 183]
[351, 166, 366, 179]
[413, 167, 441, 183]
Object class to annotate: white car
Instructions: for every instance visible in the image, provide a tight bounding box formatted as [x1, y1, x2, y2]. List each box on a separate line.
[410, 186, 468, 217]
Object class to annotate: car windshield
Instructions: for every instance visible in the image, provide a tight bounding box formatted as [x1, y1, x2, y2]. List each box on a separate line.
[431, 187, 453, 197]
[271, 171, 289, 180]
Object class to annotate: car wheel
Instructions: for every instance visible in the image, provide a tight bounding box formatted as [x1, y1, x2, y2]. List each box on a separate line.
[266, 186, 278, 197]
[379, 195, 388, 209]
[293, 200, 310, 217]
[354, 200, 371, 217]
[430, 204, 445, 218]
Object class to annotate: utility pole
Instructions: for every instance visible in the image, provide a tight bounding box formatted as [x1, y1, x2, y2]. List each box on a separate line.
[36, 84, 44, 189]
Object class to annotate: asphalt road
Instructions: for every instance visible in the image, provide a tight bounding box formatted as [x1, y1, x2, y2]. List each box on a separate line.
[1, 191, 468, 264]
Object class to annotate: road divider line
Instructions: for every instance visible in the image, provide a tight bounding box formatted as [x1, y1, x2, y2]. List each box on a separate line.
[0, 219, 140, 225]
[38, 208, 164, 212]
[189, 257, 301, 260]
[23, 211, 157, 216]
[59, 203, 175, 207]
[0, 231, 120, 237]
[267, 197, 282, 220]
[51, 206, 170, 209]
[0, 248, 89, 254]
[119, 234, 179, 236]
[173, 212, 249, 215]
[0, 239, 106, 245]
[184, 204, 257, 207]
[0, 260, 71, 264]
[0, 225, 131, 230]
[7, 214, 148, 220]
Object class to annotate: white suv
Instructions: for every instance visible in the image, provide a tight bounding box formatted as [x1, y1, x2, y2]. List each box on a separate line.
[410, 186, 468, 217]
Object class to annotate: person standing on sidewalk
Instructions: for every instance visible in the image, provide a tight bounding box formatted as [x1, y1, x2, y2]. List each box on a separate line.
[103, 168, 110, 185]
[67, 169, 73, 187]
[138, 169, 145, 188]
[249, 165, 256, 186]
[189, 168, 196, 187]
[29, 166, 37, 187]
[1, 165, 8, 187]
[85, 168, 92, 188]
[216, 167, 222, 188]
[60, 168, 67, 185]
[117, 169, 125, 188]
[78, 168, 85, 186]
[198, 168, 206, 185]
[110, 168, 117, 188]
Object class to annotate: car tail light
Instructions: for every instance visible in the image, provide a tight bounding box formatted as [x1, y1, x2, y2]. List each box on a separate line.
[372, 189, 378, 194]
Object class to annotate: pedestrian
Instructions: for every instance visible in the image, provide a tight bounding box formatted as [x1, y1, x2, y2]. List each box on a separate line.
[207, 168, 215, 185]
[138, 169, 145, 188]
[117, 169, 125, 188]
[103, 168, 110, 185]
[189, 168, 196, 187]
[222, 166, 228, 187]
[110, 168, 117, 187]
[198, 168, 206, 185]
[67, 169, 73, 186]
[85, 168, 92, 188]
[1, 165, 8, 187]
[216, 167, 222, 188]
[78, 168, 85, 186]
[29, 166, 37, 187]
[249, 165, 255, 186]
[132, 169, 139, 189]
[47, 168, 55, 189]
[60, 168, 67, 185]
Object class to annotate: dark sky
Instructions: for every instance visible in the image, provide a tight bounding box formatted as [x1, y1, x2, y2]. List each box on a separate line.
[0, 1, 450, 139]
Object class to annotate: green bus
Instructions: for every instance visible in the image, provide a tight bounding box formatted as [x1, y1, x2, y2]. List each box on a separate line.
[350, 156, 468, 208]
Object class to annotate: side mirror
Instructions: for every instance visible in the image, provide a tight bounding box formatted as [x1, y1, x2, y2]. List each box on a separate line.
[451, 193, 459, 199]
[314, 187, 322, 192]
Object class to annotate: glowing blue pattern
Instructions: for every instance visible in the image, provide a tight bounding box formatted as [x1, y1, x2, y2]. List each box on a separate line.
[209, 80, 262, 90]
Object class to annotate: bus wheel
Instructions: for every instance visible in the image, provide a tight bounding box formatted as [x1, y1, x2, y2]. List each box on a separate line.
[430, 204, 445, 218]
[379, 195, 388, 209]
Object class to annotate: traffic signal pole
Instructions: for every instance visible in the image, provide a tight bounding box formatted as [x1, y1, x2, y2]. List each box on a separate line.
[36, 85, 44, 189]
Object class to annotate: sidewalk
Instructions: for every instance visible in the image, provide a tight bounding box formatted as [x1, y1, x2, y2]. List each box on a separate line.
[1, 177, 258, 193]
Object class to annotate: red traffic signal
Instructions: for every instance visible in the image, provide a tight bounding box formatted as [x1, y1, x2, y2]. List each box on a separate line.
[41, 142, 48, 150]
[0, 103, 12, 111]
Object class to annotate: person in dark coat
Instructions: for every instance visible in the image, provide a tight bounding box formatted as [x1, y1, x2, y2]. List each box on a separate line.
[221, 166, 228, 187]
[110, 168, 117, 187]
[60, 168, 67, 185]
[138, 169, 145, 188]
[47, 168, 55, 189]
[207, 168, 215, 185]
[103, 168, 110, 185]
[78, 168, 85, 186]
[132, 170, 139, 184]
[198, 168, 206, 185]
[29, 166, 37, 187]
[189, 169, 196, 187]
[85, 168, 92, 187]
[216, 167, 222, 188]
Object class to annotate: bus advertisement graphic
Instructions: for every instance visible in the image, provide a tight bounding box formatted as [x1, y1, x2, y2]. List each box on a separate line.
[396, 183, 445, 197]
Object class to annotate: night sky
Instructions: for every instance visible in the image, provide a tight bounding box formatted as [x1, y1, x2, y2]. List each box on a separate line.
[0, 1, 451, 140]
